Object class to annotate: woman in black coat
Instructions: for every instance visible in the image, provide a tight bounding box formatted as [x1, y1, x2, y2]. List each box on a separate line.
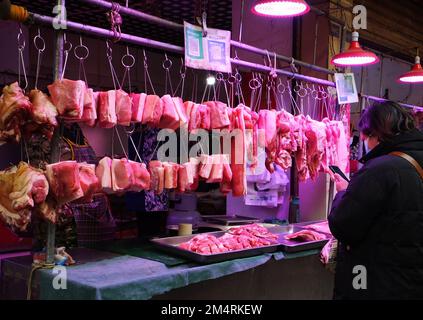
[329, 101, 423, 300]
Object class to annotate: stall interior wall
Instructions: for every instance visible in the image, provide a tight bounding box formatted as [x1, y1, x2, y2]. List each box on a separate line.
[351, 58, 423, 126]
[0, 21, 203, 170]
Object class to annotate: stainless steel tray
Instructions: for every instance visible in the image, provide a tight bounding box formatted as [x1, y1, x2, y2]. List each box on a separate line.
[151, 225, 291, 264]
[151, 224, 330, 263]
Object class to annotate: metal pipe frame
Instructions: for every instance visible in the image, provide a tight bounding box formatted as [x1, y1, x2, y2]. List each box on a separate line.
[79, 0, 335, 75]
[361, 94, 423, 110]
[30, 12, 336, 87]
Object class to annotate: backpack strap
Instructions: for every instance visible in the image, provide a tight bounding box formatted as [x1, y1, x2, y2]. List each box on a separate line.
[389, 151, 423, 180]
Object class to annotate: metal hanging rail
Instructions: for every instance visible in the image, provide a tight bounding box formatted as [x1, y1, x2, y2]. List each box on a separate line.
[30, 12, 336, 87]
[361, 94, 423, 111]
[79, 0, 335, 75]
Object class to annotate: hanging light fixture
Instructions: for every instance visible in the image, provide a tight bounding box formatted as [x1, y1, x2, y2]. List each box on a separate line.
[398, 50, 423, 84]
[331, 31, 379, 67]
[251, 0, 310, 18]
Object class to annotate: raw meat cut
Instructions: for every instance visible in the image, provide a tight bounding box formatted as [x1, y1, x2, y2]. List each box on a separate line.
[81, 89, 98, 127]
[98, 90, 117, 128]
[230, 105, 247, 196]
[205, 101, 231, 129]
[188, 103, 201, 132]
[115, 89, 132, 126]
[111, 158, 134, 192]
[28, 89, 58, 127]
[128, 161, 150, 192]
[158, 95, 180, 130]
[46, 161, 84, 204]
[207, 154, 224, 183]
[149, 161, 165, 194]
[47, 79, 85, 118]
[143, 95, 162, 126]
[130, 93, 146, 123]
[172, 97, 188, 128]
[0, 82, 32, 145]
[96, 157, 113, 194]
[0, 166, 31, 230]
[199, 154, 214, 179]
[303, 221, 332, 235]
[198, 104, 211, 130]
[163, 162, 179, 189]
[9, 162, 49, 211]
[284, 229, 327, 242]
[177, 164, 188, 193]
[77, 162, 100, 202]
[179, 224, 278, 255]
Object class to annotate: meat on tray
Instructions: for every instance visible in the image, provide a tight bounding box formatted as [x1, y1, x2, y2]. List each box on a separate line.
[302, 221, 332, 235]
[178, 224, 279, 255]
[284, 230, 327, 242]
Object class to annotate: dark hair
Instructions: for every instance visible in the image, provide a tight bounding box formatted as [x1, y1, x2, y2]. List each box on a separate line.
[358, 101, 416, 142]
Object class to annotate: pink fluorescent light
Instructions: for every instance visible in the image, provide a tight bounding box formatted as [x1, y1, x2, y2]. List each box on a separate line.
[252, 0, 310, 17]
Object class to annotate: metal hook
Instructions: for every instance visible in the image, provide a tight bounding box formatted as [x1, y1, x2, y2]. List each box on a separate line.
[33, 28, 45, 52]
[179, 57, 186, 78]
[121, 47, 135, 68]
[74, 36, 89, 60]
[162, 53, 172, 70]
[17, 26, 25, 50]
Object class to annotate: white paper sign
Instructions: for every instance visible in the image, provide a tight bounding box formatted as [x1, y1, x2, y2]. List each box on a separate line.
[335, 73, 359, 105]
[184, 21, 232, 73]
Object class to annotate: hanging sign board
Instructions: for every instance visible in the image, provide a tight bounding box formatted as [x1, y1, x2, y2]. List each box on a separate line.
[334, 73, 359, 105]
[184, 21, 232, 73]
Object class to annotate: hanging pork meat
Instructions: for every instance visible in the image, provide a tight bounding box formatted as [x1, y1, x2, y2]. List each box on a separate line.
[128, 160, 150, 192]
[47, 79, 85, 119]
[111, 158, 134, 192]
[0, 82, 32, 145]
[77, 162, 101, 202]
[130, 93, 147, 123]
[205, 101, 231, 129]
[97, 90, 117, 128]
[0, 162, 49, 230]
[143, 95, 162, 127]
[46, 161, 84, 205]
[96, 156, 113, 194]
[115, 89, 132, 126]
[81, 89, 98, 127]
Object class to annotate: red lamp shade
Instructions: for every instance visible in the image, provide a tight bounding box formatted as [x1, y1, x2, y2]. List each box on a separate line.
[331, 32, 379, 67]
[398, 56, 423, 84]
[252, 0, 310, 17]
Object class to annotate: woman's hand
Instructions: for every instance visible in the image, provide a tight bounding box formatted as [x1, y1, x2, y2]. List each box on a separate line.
[333, 174, 349, 192]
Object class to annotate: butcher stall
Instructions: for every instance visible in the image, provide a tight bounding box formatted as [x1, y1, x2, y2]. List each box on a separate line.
[0, 0, 421, 301]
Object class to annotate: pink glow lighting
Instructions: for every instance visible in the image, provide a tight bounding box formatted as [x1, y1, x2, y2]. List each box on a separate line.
[398, 56, 423, 84]
[252, 0, 310, 17]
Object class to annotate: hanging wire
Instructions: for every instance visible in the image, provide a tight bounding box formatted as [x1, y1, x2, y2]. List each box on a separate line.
[61, 33, 72, 80]
[173, 58, 186, 98]
[163, 53, 174, 95]
[106, 40, 121, 90]
[121, 46, 135, 94]
[74, 35, 89, 85]
[143, 49, 156, 95]
[17, 25, 28, 90]
[33, 28, 45, 90]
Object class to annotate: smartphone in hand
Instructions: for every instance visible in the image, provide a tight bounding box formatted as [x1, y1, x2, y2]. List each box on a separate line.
[329, 165, 350, 183]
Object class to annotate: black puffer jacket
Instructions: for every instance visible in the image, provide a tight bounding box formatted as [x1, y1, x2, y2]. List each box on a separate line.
[329, 129, 423, 300]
